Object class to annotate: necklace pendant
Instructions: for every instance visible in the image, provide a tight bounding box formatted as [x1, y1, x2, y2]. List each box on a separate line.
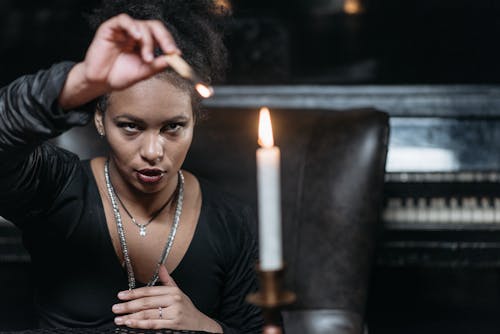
[139, 226, 147, 237]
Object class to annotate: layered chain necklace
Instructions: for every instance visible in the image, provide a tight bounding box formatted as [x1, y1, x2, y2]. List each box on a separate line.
[104, 160, 184, 289]
[114, 185, 174, 237]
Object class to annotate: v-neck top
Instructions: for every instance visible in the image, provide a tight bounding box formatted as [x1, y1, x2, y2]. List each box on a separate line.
[0, 62, 263, 333]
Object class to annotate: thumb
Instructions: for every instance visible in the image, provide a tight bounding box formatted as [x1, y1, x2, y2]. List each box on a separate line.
[159, 265, 178, 287]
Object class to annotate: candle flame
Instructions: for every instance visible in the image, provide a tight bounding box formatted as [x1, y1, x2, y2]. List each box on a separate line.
[213, 0, 232, 13]
[344, 0, 363, 14]
[258, 107, 274, 148]
[195, 83, 214, 98]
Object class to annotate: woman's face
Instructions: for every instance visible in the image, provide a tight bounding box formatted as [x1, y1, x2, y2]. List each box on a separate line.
[95, 77, 194, 195]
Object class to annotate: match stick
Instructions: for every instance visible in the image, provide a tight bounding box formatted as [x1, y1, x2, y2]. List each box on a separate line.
[164, 54, 214, 98]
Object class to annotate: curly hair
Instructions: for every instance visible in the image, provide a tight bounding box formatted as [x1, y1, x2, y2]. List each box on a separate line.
[87, 0, 229, 116]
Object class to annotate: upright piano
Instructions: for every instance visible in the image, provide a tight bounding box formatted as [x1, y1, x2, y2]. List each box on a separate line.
[381, 116, 500, 267]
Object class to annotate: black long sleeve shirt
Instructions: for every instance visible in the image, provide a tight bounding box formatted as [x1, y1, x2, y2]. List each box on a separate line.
[0, 63, 263, 333]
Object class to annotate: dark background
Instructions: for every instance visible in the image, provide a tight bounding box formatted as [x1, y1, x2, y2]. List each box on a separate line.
[1, 0, 500, 85]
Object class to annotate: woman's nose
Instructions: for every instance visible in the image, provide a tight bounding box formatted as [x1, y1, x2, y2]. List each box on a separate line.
[140, 133, 164, 163]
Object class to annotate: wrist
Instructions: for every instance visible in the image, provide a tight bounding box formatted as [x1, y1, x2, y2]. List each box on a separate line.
[58, 62, 109, 110]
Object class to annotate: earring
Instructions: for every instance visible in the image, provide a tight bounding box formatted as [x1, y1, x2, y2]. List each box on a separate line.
[98, 130, 105, 138]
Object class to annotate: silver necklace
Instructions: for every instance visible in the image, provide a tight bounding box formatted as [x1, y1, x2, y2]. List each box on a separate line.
[114, 184, 174, 237]
[104, 160, 184, 289]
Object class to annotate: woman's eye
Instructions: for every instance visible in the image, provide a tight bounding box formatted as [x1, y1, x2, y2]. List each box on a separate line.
[117, 122, 140, 132]
[163, 123, 184, 133]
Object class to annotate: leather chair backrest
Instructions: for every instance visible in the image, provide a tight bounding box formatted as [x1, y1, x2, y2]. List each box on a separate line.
[183, 107, 389, 333]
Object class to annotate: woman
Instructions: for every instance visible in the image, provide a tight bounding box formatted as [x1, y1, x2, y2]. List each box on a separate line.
[0, 0, 262, 333]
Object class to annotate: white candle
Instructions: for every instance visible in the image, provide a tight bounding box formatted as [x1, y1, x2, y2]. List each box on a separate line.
[256, 107, 283, 271]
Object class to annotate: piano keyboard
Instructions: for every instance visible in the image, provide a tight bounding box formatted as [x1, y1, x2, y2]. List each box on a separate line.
[383, 172, 500, 230]
[385, 171, 500, 183]
[384, 197, 500, 226]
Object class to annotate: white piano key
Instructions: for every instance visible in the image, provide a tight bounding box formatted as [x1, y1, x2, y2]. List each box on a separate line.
[382, 208, 392, 222]
[416, 197, 428, 223]
[461, 197, 473, 224]
[383, 198, 399, 222]
[449, 197, 461, 223]
[481, 197, 494, 223]
[470, 197, 483, 223]
[494, 198, 500, 223]
[389, 198, 404, 222]
[434, 197, 448, 223]
[405, 198, 417, 223]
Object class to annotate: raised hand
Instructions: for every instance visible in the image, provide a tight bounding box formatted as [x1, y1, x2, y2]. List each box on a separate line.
[83, 13, 179, 90]
[112, 266, 222, 332]
[59, 14, 180, 109]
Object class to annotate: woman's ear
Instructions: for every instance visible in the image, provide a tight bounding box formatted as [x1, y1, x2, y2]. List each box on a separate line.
[94, 110, 105, 137]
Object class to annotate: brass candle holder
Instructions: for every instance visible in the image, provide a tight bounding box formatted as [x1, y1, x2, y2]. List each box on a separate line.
[247, 266, 296, 333]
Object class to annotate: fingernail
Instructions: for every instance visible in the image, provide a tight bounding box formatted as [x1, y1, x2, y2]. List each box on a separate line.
[133, 27, 141, 38]
[118, 291, 128, 298]
[112, 304, 122, 312]
[165, 44, 178, 53]
[115, 317, 123, 325]
[145, 53, 153, 62]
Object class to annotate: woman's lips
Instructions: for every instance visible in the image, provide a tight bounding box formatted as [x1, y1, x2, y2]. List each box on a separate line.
[136, 169, 165, 184]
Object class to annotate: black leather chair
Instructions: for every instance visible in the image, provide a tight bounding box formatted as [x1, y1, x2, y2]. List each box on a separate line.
[183, 107, 389, 334]
[50, 106, 389, 334]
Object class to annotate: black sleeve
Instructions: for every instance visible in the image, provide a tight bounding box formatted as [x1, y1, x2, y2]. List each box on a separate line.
[217, 206, 264, 334]
[0, 62, 93, 225]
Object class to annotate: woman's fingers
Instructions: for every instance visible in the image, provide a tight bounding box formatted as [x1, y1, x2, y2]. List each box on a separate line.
[112, 15, 180, 59]
[119, 318, 179, 330]
[113, 300, 184, 328]
[115, 307, 183, 329]
[115, 308, 165, 324]
[116, 304, 178, 321]
[137, 23, 154, 62]
[113, 294, 182, 314]
[117, 285, 178, 300]
[149, 55, 171, 71]
[60, 14, 181, 109]
[138, 20, 181, 63]
[101, 14, 179, 61]
[147, 20, 180, 55]
[111, 14, 142, 40]
[110, 281, 214, 331]
[118, 308, 160, 321]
